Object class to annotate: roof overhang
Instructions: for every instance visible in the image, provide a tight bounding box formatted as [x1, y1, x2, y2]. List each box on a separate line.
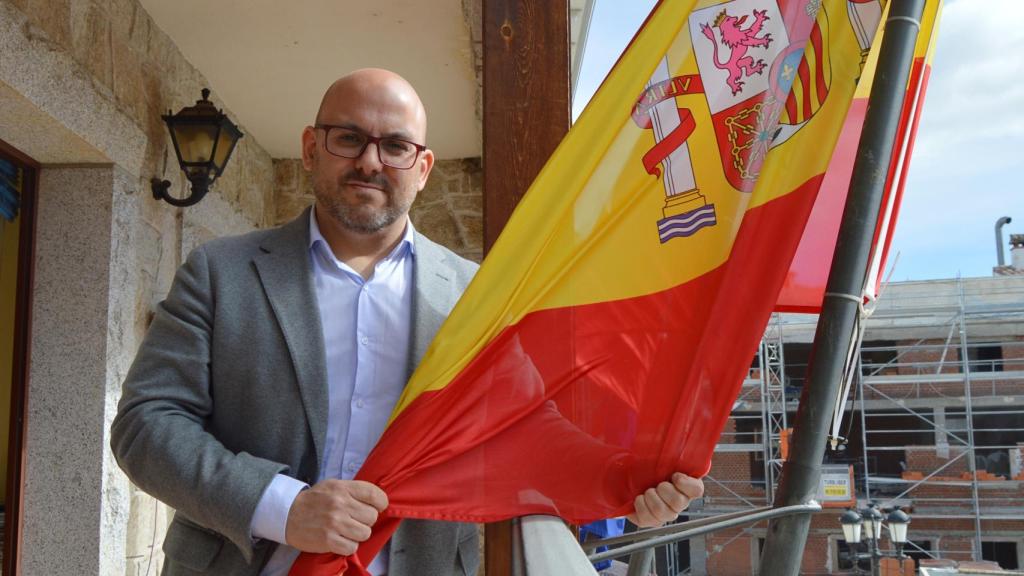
[139, 0, 594, 161]
[139, 0, 482, 160]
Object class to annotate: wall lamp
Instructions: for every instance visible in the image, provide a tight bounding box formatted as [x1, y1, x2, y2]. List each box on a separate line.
[151, 88, 243, 207]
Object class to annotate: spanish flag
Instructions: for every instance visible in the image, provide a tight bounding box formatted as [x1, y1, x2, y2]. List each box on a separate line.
[776, 0, 942, 311]
[291, 0, 922, 573]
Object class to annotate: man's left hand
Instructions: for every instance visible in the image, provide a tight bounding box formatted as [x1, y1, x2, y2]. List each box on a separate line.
[627, 472, 704, 528]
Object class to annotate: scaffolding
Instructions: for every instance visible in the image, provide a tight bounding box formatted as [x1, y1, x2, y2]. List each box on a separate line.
[847, 277, 1024, 566]
[760, 315, 788, 505]
[702, 276, 1024, 572]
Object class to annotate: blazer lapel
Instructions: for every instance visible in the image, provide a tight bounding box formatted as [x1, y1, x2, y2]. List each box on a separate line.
[408, 232, 458, 377]
[395, 233, 461, 570]
[252, 208, 328, 471]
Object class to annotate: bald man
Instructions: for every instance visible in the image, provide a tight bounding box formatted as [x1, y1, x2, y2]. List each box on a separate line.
[112, 70, 701, 576]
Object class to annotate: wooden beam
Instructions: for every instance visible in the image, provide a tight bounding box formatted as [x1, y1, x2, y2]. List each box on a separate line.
[481, 0, 570, 573]
[482, 0, 570, 251]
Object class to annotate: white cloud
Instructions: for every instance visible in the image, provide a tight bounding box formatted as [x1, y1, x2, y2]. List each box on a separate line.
[911, 0, 1024, 170]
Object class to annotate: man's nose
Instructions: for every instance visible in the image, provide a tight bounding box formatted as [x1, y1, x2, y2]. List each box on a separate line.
[353, 141, 384, 173]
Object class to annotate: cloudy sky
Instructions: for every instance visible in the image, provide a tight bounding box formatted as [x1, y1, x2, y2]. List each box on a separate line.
[573, 0, 1022, 281]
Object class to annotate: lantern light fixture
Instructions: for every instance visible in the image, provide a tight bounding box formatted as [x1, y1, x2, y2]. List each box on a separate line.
[886, 506, 911, 547]
[862, 502, 884, 541]
[837, 502, 914, 575]
[151, 88, 243, 207]
[840, 508, 864, 545]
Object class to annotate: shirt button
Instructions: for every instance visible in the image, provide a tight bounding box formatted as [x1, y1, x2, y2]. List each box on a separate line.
[355, 398, 365, 409]
[360, 336, 369, 345]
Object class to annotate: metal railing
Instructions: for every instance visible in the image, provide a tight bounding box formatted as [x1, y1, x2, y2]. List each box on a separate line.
[514, 502, 823, 575]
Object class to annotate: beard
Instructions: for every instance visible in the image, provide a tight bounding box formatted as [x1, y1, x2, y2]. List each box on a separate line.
[313, 169, 414, 234]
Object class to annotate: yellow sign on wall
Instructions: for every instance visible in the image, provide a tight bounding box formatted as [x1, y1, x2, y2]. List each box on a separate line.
[819, 464, 856, 508]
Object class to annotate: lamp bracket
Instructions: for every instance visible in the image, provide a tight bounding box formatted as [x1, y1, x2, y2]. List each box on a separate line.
[151, 178, 209, 208]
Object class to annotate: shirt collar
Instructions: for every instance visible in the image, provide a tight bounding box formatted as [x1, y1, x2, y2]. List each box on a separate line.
[308, 206, 416, 264]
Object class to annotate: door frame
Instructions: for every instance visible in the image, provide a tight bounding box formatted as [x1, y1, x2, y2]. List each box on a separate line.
[0, 137, 38, 576]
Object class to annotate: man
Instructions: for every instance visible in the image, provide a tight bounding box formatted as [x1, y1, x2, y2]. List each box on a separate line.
[111, 69, 703, 576]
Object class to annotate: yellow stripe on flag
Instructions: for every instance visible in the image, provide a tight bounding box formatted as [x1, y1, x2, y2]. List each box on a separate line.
[393, 0, 892, 417]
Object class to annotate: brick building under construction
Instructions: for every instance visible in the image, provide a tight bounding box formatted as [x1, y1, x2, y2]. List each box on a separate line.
[669, 240, 1024, 575]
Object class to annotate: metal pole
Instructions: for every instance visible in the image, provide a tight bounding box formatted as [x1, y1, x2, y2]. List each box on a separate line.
[758, 2, 925, 574]
[583, 507, 776, 552]
[859, 370, 872, 502]
[995, 216, 1012, 267]
[587, 502, 822, 564]
[626, 548, 655, 576]
[957, 279, 983, 559]
[760, 336, 774, 501]
[870, 537, 879, 576]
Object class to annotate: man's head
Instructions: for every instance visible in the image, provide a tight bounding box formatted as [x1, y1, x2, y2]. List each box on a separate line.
[302, 69, 434, 235]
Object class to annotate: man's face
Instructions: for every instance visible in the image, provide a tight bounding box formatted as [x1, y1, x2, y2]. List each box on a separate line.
[302, 77, 433, 235]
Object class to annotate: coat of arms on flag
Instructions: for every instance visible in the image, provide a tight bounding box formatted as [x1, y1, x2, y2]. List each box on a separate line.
[634, 0, 839, 244]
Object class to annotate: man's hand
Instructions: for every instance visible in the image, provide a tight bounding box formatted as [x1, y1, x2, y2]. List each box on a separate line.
[285, 479, 389, 556]
[627, 473, 704, 528]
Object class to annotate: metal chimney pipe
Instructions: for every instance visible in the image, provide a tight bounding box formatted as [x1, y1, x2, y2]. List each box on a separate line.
[996, 216, 1013, 266]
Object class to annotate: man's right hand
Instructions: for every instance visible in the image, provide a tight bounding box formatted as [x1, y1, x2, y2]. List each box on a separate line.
[284, 479, 389, 556]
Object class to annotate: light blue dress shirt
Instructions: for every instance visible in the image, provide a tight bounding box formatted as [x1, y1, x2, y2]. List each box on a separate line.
[252, 208, 415, 576]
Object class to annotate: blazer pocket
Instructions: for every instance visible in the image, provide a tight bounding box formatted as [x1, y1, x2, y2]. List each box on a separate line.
[163, 516, 225, 572]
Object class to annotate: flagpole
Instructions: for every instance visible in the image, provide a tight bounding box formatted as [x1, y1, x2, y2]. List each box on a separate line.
[758, 2, 926, 575]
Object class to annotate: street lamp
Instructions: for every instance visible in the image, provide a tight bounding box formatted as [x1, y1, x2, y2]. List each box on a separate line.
[837, 503, 913, 576]
[862, 503, 883, 541]
[840, 508, 863, 545]
[151, 88, 244, 207]
[887, 506, 911, 556]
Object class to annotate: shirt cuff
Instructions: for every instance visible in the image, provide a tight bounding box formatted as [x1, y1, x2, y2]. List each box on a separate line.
[250, 474, 309, 544]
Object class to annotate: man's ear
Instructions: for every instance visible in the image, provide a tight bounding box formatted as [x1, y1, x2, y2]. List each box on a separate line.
[416, 148, 435, 191]
[301, 126, 317, 171]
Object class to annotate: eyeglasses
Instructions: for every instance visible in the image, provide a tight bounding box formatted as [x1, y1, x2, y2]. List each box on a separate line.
[314, 124, 426, 170]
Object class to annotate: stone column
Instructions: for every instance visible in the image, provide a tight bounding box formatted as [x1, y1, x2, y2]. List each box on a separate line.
[22, 166, 137, 575]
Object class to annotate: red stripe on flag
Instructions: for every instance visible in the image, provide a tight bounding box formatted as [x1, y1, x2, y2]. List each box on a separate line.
[774, 98, 866, 313]
[811, 23, 828, 105]
[776, 54, 932, 313]
[785, 89, 799, 124]
[798, 57, 812, 119]
[873, 57, 929, 294]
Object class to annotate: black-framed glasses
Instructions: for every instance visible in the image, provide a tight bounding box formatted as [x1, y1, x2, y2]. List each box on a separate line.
[314, 124, 426, 170]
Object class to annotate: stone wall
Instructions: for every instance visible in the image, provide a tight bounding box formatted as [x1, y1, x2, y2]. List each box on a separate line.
[1, 0, 277, 331]
[274, 157, 484, 263]
[24, 167, 138, 575]
[1, 0, 279, 573]
[0, 0, 273, 228]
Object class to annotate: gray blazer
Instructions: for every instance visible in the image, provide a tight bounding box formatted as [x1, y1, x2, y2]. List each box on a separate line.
[111, 209, 480, 575]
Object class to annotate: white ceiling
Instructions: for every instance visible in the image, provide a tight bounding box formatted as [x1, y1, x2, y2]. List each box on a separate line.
[140, 0, 481, 160]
